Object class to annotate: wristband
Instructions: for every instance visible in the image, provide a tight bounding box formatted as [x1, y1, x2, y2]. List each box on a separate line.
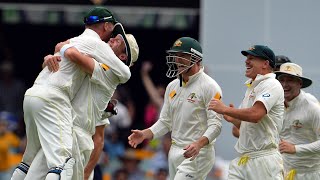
[60, 44, 74, 58]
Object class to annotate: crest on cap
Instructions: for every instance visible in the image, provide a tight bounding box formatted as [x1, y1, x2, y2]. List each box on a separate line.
[275, 62, 312, 88]
[241, 45, 275, 68]
[174, 40, 182, 47]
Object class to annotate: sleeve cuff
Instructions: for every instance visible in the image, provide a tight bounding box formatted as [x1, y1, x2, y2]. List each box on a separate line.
[60, 44, 74, 57]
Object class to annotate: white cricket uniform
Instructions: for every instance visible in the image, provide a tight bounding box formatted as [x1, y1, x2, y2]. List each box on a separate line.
[149, 68, 222, 180]
[228, 73, 285, 180]
[303, 90, 319, 104]
[71, 56, 130, 180]
[23, 62, 129, 180]
[280, 91, 320, 180]
[21, 29, 130, 177]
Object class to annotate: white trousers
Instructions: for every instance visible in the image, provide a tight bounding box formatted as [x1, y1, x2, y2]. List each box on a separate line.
[168, 143, 214, 180]
[284, 166, 320, 180]
[23, 126, 95, 180]
[72, 126, 94, 180]
[22, 95, 73, 169]
[228, 149, 284, 180]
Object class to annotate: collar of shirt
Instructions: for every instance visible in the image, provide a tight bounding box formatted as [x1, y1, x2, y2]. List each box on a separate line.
[82, 28, 101, 40]
[180, 67, 204, 87]
[244, 73, 276, 88]
[286, 90, 303, 109]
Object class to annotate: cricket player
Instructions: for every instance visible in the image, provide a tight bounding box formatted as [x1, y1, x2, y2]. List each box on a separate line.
[274, 55, 318, 104]
[11, 7, 130, 180]
[128, 37, 223, 180]
[232, 54, 319, 139]
[24, 25, 139, 180]
[276, 63, 320, 180]
[209, 45, 284, 179]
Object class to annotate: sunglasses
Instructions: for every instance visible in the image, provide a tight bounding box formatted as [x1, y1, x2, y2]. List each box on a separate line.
[84, 15, 114, 25]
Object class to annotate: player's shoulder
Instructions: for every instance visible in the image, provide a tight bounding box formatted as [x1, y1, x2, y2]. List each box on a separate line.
[199, 72, 221, 89]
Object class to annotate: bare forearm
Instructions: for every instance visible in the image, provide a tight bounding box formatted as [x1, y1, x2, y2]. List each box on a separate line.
[141, 73, 163, 108]
[84, 143, 103, 179]
[224, 107, 262, 123]
[64, 48, 94, 74]
[196, 136, 209, 148]
[84, 126, 105, 179]
[143, 129, 154, 140]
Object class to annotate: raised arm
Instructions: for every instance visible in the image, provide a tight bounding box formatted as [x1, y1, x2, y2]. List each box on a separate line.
[141, 61, 164, 109]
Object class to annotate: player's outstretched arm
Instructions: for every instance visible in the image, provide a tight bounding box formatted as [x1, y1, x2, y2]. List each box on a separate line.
[84, 125, 105, 180]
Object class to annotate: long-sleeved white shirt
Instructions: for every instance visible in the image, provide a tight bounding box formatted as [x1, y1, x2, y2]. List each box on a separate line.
[149, 68, 222, 147]
[280, 91, 320, 169]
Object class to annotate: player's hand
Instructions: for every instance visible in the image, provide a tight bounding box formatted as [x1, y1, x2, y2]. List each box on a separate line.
[128, 130, 145, 148]
[208, 99, 227, 114]
[55, 39, 70, 53]
[141, 61, 153, 75]
[183, 142, 201, 161]
[279, 139, 296, 154]
[223, 104, 237, 123]
[44, 55, 61, 72]
[102, 99, 118, 119]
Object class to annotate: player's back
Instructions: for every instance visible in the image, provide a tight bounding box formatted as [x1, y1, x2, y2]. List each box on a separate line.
[28, 29, 103, 101]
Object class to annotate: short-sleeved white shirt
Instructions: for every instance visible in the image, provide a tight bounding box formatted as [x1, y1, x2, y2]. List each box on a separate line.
[235, 73, 284, 154]
[280, 91, 320, 169]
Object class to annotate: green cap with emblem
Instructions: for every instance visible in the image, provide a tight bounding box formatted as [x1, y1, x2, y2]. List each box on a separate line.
[241, 45, 275, 68]
[166, 37, 202, 59]
[165, 37, 203, 79]
[84, 7, 117, 25]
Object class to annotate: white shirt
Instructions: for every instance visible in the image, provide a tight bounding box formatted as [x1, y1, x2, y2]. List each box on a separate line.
[235, 73, 284, 154]
[149, 68, 222, 146]
[303, 91, 319, 104]
[26, 29, 130, 101]
[68, 30, 131, 135]
[280, 91, 320, 169]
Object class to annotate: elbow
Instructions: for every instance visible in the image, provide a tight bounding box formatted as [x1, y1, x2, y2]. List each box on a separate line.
[94, 139, 104, 151]
[247, 114, 264, 123]
[120, 70, 131, 83]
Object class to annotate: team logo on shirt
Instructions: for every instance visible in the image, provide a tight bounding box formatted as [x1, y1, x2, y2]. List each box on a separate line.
[187, 93, 197, 103]
[292, 120, 303, 129]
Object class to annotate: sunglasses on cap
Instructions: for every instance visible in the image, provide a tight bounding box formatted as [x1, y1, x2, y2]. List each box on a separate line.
[84, 15, 115, 25]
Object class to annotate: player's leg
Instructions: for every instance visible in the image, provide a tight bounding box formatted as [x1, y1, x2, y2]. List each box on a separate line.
[11, 96, 41, 180]
[45, 157, 75, 180]
[30, 97, 74, 180]
[174, 146, 214, 180]
[167, 145, 186, 180]
[72, 128, 95, 180]
[246, 152, 284, 180]
[227, 157, 245, 180]
[25, 148, 49, 180]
